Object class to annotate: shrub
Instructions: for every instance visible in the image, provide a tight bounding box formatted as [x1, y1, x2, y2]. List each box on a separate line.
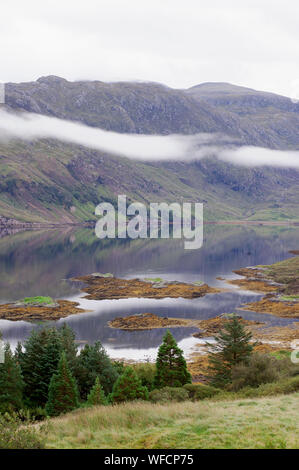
[230, 354, 281, 391]
[183, 383, 220, 400]
[238, 376, 299, 398]
[111, 367, 149, 403]
[149, 386, 189, 403]
[132, 363, 156, 391]
[0, 413, 45, 449]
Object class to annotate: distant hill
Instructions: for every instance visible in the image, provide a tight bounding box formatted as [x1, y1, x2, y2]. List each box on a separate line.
[0, 77, 298, 224]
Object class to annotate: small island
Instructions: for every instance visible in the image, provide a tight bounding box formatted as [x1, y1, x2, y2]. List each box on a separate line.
[74, 273, 220, 300]
[0, 296, 85, 321]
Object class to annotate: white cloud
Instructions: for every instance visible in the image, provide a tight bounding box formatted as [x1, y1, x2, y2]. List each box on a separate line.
[0, 109, 215, 159]
[0, 109, 298, 169]
[219, 146, 299, 169]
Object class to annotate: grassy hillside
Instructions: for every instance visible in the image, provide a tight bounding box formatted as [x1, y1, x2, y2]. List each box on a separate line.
[0, 138, 298, 224]
[45, 394, 299, 449]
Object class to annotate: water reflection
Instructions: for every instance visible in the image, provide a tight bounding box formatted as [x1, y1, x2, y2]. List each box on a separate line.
[0, 224, 298, 359]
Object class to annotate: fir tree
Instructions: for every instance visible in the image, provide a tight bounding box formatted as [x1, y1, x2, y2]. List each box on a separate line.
[14, 341, 24, 366]
[111, 367, 148, 403]
[87, 376, 107, 406]
[46, 352, 79, 417]
[0, 344, 24, 412]
[21, 327, 62, 406]
[208, 315, 254, 388]
[58, 323, 79, 375]
[154, 331, 191, 388]
[76, 341, 118, 399]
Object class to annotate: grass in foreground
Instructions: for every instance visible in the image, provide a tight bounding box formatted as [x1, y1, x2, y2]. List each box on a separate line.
[45, 393, 299, 449]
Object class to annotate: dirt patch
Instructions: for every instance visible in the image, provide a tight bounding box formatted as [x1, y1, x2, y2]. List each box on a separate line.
[74, 275, 220, 300]
[0, 300, 85, 321]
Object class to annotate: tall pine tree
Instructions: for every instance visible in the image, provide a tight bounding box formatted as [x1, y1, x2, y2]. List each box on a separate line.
[46, 352, 79, 417]
[208, 315, 254, 388]
[21, 328, 62, 406]
[0, 344, 24, 413]
[154, 331, 191, 388]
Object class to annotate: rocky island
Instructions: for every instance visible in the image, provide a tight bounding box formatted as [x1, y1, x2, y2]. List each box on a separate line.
[74, 273, 220, 300]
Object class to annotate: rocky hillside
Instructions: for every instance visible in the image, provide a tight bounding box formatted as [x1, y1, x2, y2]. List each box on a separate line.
[0, 77, 298, 224]
[187, 82, 299, 148]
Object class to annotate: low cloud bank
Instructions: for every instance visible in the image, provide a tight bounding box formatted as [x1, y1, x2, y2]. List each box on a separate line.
[0, 109, 298, 169]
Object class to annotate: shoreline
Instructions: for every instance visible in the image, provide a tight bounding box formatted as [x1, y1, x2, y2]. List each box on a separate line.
[1, 218, 299, 231]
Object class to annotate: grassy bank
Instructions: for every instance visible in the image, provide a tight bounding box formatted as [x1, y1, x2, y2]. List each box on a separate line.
[45, 393, 299, 449]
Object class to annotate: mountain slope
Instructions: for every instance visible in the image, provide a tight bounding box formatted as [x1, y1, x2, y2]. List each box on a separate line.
[0, 77, 299, 224]
[187, 82, 299, 149]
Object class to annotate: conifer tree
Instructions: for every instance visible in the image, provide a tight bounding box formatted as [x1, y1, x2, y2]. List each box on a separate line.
[87, 376, 107, 406]
[58, 324, 79, 375]
[14, 341, 24, 366]
[46, 352, 79, 417]
[0, 344, 24, 412]
[154, 331, 191, 388]
[21, 327, 62, 406]
[111, 367, 148, 403]
[76, 341, 118, 399]
[208, 315, 254, 388]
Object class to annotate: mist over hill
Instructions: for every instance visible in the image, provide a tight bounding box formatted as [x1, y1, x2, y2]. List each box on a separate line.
[0, 76, 298, 224]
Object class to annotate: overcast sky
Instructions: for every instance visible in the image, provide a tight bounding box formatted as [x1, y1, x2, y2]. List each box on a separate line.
[1, 0, 299, 98]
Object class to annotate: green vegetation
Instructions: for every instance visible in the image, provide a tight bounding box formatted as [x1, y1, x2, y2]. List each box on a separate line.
[75, 341, 118, 399]
[280, 295, 299, 301]
[132, 362, 156, 391]
[0, 344, 24, 413]
[87, 377, 107, 406]
[183, 383, 220, 400]
[20, 327, 62, 407]
[22, 296, 54, 305]
[144, 277, 164, 283]
[111, 367, 148, 404]
[154, 331, 192, 388]
[231, 354, 284, 391]
[149, 386, 189, 403]
[46, 353, 79, 417]
[1, 319, 299, 448]
[264, 255, 299, 294]
[208, 316, 254, 387]
[0, 413, 45, 449]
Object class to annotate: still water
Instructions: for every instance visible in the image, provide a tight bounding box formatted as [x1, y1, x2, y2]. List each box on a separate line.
[0, 224, 298, 360]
